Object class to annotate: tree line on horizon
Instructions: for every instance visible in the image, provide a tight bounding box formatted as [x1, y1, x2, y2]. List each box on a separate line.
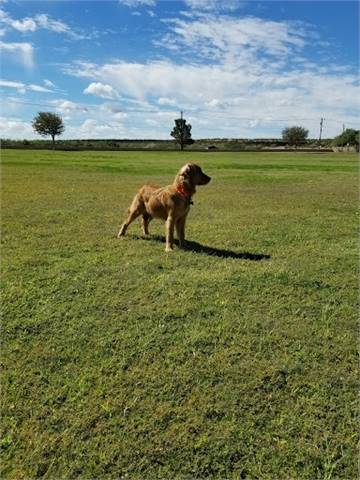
[29, 111, 359, 151]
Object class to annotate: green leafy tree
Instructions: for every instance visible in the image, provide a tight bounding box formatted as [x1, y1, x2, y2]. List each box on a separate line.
[282, 126, 309, 147]
[32, 112, 65, 149]
[171, 116, 194, 151]
[332, 128, 359, 150]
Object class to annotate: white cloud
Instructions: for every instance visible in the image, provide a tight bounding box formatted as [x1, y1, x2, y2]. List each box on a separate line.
[159, 15, 306, 63]
[33, 13, 89, 39]
[101, 103, 123, 113]
[83, 82, 119, 100]
[184, 0, 243, 12]
[69, 60, 260, 103]
[28, 84, 52, 93]
[0, 78, 53, 93]
[248, 119, 259, 128]
[10, 17, 37, 32]
[0, 7, 89, 40]
[101, 103, 128, 120]
[0, 79, 26, 93]
[71, 118, 126, 139]
[0, 117, 34, 139]
[0, 41, 34, 67]
[112, 112, 128, 121]
[119, 0, 155, 6]
[205, 98, 223, 108]
[158, 97, 178, 106]
[51, 99, 89, 114]
[145, 118, 159, 126]
[34, 13, 89, 39]
[44, 79, 55, 88]
[119, 0, 242, 9]
[34, 13, 67, 33]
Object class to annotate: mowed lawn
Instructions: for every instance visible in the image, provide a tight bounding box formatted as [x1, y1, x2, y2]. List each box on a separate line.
[1, 149, 358, 479]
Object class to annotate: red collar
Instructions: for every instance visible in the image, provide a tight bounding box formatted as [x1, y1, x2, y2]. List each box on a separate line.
[176, 185, 191, 199]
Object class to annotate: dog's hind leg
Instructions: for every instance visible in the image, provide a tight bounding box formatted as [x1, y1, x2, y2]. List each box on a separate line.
[141, 212, 152, 235]
[118, 194, 145, 237]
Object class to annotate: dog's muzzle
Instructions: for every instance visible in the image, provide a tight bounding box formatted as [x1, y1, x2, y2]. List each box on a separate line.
[202, 175, 211, 184]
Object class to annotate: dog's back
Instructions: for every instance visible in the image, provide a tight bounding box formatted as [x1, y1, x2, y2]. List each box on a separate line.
[140, 184, 161, 203]
[127, 183, 159, 212]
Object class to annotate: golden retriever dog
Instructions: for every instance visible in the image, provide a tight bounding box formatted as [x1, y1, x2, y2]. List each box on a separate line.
[117, 163, 211, 251]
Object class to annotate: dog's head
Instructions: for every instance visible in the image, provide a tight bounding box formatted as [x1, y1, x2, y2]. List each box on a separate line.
[178, 163, 211, 188]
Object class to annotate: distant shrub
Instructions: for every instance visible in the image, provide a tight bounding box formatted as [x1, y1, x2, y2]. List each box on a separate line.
[332, 129, 359, 150]
[282, 126, 309, 147]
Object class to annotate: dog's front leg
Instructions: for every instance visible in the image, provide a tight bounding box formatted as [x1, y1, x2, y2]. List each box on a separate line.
[165, 215, 175, 252]
[176, 217, 186, 248]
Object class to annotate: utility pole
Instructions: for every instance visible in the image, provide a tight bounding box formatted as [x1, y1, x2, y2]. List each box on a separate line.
[180, 110, 184, 151]
[343, 123, 346, 132]
[319, 117, 324, 146]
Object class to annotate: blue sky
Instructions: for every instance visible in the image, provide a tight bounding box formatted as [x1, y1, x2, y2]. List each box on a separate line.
[0, 0, 359, 139]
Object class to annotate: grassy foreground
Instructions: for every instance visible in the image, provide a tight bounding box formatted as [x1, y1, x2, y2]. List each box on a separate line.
[1, 149, 358, 479]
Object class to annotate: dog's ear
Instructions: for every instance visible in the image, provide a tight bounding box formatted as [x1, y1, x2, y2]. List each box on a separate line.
[180, 163, 193, 177]
[177, 163, 193, 187]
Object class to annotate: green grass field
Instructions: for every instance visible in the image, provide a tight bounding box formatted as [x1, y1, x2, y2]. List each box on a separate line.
[1, 149, 358, 479]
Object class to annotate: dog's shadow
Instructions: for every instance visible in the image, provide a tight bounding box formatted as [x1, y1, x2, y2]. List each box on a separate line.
[142, 235, 270, 261]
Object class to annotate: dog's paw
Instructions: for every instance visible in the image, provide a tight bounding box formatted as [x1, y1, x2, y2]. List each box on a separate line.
[165, 246, 173, 252]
